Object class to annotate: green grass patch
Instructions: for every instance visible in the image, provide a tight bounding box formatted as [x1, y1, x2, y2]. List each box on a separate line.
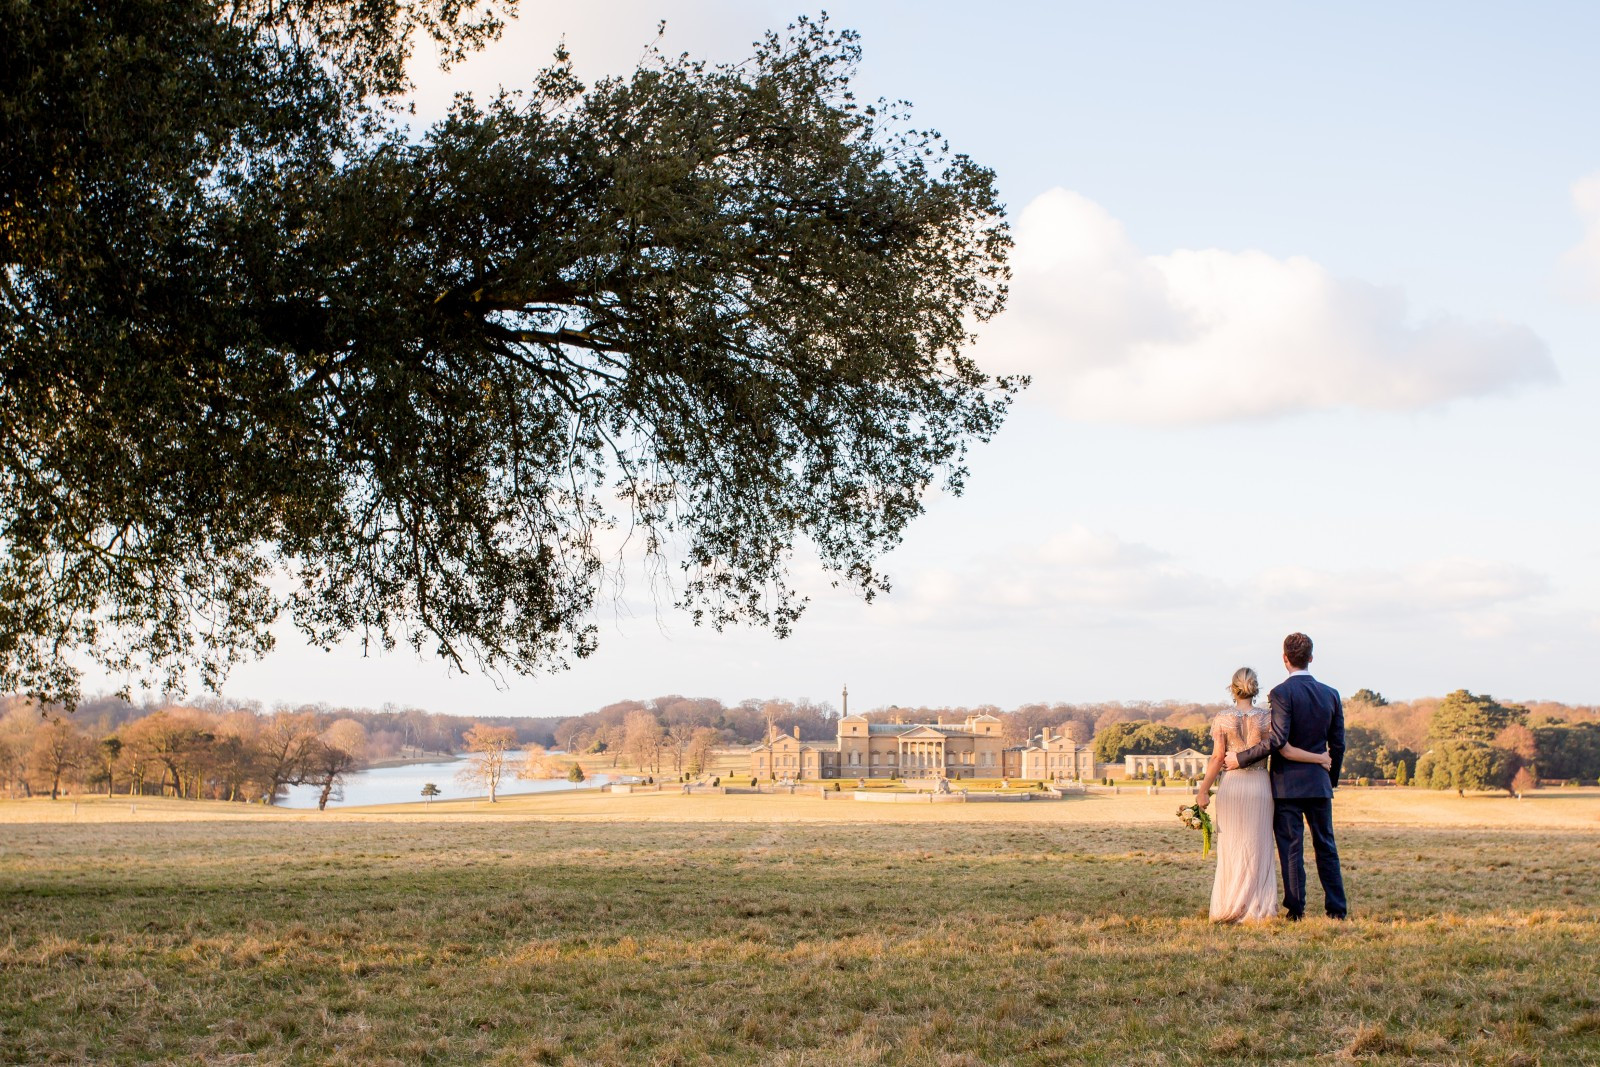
[2, 818, 1598, 1064]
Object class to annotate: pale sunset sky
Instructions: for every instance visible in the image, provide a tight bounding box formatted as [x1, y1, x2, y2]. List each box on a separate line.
[179, 2, 1598, 716]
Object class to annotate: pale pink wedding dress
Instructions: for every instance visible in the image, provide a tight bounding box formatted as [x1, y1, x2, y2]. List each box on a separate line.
[1209, 709, 1277, 922]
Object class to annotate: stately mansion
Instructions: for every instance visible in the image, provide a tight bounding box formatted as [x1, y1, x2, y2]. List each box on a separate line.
[749, 689, 1097, 781]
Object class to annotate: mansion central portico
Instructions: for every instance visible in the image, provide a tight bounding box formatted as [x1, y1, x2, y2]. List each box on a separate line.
[894, 732, 960, 775]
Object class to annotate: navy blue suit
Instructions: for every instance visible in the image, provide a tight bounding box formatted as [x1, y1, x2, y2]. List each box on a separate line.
[1231, 672, 1348, 919]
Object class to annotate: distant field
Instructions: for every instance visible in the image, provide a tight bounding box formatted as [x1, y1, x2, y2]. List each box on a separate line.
[3, 790, 1598, 1065]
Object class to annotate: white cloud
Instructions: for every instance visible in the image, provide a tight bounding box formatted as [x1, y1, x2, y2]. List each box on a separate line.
[878, 525, 1222, 627]
[875, 526, 1550, 646]
[981, 189, 1557, 423]
[1559, 171, 1600, 300]
[1253, 557, 1549, 622]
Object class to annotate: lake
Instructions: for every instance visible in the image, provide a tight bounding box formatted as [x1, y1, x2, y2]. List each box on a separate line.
[278, 752, 631, 809]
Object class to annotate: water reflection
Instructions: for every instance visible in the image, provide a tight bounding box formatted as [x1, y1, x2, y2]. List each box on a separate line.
[278, 751, 631, 809]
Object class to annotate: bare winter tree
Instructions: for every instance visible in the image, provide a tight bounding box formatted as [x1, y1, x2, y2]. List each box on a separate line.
[30, 716, 89, 799]
[457, 725, 518, 801]
[686, 727, 721, 778]
[256, 712, 322, 804]
[665, 722, 698, 776]
[516, 744, 560, 781]
[623, 711, 664, 775]
[304, 735, 363, 811]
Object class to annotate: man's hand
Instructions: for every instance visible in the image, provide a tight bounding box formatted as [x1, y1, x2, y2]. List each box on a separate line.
[1223, 752, 1240, 771]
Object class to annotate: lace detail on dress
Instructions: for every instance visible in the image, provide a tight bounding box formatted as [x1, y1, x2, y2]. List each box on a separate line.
[1214, 710, 1271, 772]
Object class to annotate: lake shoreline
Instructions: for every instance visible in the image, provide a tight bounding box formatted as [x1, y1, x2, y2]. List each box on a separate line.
[365, 753, 460, 769]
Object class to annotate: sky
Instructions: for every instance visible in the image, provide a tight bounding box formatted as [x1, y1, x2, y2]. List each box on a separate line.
[195, 1, 1599, 717]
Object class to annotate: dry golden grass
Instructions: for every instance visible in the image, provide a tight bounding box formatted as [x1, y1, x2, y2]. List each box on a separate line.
[9, 783, 1600, 829]
[3, 789, 1598, 1065]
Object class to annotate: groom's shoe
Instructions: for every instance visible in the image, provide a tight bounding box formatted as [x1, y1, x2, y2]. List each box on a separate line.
[1327, 912, 1348, 921]
[1285, 912, 1303, 922]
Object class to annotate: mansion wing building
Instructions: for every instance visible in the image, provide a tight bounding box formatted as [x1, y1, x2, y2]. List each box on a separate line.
[749, 689, 1096, 781]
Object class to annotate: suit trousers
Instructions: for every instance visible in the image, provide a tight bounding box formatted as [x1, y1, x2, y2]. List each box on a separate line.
[1273, 796, 1347, 918]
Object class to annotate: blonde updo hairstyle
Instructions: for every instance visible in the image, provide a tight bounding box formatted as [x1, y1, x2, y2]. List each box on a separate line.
[1229, 667, 1260, 702]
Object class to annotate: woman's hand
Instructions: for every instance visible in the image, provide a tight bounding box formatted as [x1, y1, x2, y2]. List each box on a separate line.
[1314, 752, 1332, 770]
[1195, 790, 1210, 811]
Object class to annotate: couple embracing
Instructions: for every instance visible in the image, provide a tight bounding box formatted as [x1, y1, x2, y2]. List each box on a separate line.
[1195, 632, 1348, 922]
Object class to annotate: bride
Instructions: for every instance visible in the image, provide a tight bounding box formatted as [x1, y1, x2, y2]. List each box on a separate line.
[1196, 667, 1332, 922]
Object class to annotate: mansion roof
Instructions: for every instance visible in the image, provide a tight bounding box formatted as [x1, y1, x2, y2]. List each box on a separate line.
[864, 723, 981, 736]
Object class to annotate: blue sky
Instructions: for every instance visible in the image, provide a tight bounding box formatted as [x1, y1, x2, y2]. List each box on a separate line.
[207, 2, 1598, 716]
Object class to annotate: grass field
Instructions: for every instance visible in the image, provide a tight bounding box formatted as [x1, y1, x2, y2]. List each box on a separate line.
[3, 790, 1599, 1065]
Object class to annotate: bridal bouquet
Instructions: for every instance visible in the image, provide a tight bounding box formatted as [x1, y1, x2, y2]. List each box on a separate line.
[1177, 803, 1214, 857]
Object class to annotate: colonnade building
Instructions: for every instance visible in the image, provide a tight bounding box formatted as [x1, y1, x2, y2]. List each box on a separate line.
[1123, 749, 1209, 778]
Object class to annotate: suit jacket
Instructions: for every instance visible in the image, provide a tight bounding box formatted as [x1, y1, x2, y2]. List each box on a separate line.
[1231, 673, 1344, 799]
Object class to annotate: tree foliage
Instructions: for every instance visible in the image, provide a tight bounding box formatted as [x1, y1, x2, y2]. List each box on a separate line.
[1092, 720, 1206, 764]
[1417, 740, 1519, 795]
[1, 1, 1017, 706]
[1428, 690, 1527, 745]
[1532, 720, 1600, 782]
[1339, 724, 1416, 780]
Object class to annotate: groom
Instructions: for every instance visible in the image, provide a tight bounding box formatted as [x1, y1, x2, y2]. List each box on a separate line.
[1224, 632, 1348, 920]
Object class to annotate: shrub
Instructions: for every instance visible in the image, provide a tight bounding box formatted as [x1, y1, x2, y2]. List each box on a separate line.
[1357, 777, 1371, 787]
[750, 778, 757, 787]
[567, 763, 585, 783]
[1394, 761, 1410, 787]
[832, 781, 840, 791]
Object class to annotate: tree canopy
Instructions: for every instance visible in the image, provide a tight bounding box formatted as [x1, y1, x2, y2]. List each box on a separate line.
[0, 1, 1018, 706]
[1092, 720, 1208, 764]
[1428, 690, 1527, 745]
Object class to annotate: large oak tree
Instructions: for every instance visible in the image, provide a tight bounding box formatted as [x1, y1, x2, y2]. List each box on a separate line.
[1, 0, 1018, 706]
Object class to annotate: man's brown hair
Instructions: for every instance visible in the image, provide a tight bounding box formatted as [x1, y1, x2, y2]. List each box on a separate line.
[1284, 632, 1313, 670]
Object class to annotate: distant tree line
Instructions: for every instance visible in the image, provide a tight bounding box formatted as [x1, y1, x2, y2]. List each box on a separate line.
[1092, 721, 1210, 764]
[1, 701, 366, 808]
[8, 686, 1598, 801]
[0, 695, 556, 806]
[1408, 689, 1600, 795]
